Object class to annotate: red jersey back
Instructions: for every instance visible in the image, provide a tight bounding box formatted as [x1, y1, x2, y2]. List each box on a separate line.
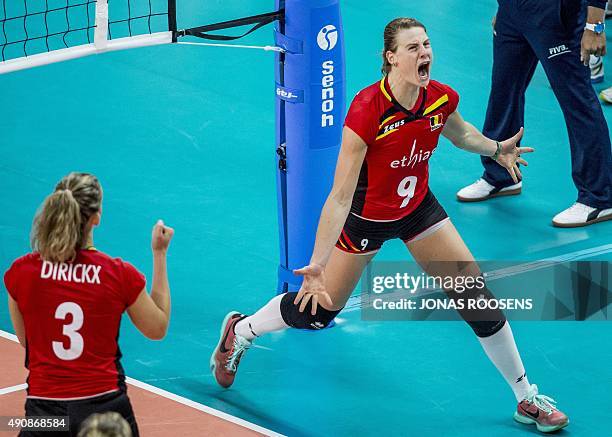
[344, 78, 459, 220]
[4, 249, 145, 399]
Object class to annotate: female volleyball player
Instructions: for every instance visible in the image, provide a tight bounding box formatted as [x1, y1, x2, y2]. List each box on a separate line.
[4, 172, 174, 437]
[211, 18, 568, 433]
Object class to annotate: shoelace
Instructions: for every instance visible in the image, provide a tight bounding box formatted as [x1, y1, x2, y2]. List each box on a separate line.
[225, 335, 251, 373]
[525, 385, 558, 416]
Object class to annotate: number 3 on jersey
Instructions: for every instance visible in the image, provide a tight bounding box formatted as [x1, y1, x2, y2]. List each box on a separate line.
[53, 302, 84, 360]
[397, 176, 417, 208]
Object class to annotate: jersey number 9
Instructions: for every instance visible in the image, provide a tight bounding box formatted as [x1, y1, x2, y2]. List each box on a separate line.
[397, 176, 417, 208]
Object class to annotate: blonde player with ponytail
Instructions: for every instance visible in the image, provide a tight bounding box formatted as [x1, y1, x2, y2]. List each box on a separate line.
[4, 172, 174, 437]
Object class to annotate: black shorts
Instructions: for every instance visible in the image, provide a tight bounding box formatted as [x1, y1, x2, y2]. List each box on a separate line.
[20, 390, 139, 437]
[336, 190, 449, 255]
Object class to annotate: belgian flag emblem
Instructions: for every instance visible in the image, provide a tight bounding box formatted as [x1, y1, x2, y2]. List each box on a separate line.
[429, 113, 444, 131]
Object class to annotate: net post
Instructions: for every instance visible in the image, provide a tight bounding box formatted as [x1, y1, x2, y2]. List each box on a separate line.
[274, 0, 345, 294]
[168, 0, 178, 42]
[94, 0, 109, 50]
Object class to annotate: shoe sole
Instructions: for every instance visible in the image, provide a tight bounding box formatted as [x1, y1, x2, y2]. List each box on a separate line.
[210, 311, 240, 386]
[513, 412, 569, 433]
[552, 213, 612, 228]
[600, 93, 612, 104]
[457, 188, 521, 202]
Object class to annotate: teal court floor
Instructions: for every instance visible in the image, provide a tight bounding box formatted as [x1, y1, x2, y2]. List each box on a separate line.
[1, 1, 611, 436]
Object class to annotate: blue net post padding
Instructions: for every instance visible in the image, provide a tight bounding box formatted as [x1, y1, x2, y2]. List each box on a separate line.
[274, 0, 345, 293]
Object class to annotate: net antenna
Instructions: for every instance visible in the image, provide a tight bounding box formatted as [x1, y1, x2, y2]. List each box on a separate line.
[0, 1, 284, 74]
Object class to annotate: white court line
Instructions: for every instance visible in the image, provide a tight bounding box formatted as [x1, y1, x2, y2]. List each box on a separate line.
[344, 243, 612, 312]
[0, 330, 284, 437]
[0, 330, 18, 342]
[125, 378, 283, 436]
[0, 383, 27, 396]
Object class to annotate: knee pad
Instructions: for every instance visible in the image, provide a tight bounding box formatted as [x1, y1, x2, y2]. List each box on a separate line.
[467, 318, 506, 338]
[446, 279, 507, 338]
[280, 292, 341, 330]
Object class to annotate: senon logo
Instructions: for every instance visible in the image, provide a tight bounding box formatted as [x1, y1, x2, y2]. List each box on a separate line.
[317, 25, 338, 51]
[318, 24, 338, 127]
[320, 60, 335, 127]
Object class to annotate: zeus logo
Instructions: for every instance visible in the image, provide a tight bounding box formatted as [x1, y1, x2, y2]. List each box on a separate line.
[321, 60, 335, 127]
[384, 120, 405, 133]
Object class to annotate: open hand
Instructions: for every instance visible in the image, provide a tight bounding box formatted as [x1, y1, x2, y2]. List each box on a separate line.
[494, 127, 534, 184]
[293, 264, 333, 315]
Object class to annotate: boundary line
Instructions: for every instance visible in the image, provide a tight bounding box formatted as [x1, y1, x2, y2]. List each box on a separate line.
[0, 331, 284, 437]
[125, 377, 284, 436]
[0, 383, 27, 396]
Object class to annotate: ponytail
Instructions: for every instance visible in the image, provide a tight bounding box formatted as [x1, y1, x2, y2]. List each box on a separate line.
[31, 190, 81, 263]
[31, 173, 102, 263]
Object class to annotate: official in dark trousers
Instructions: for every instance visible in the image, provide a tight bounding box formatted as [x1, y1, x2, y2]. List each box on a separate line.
[457, 0, 612, 228]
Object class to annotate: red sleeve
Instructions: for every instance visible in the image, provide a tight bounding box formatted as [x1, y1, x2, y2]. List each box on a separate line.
[121, 261, 146, 307]
[4, 258, 22, 302]
[446, 85, 460, 114]
[344, 92, 378, 145]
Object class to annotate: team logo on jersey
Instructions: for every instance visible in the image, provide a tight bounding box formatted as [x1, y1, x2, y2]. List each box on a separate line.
[429, 113, 444, 131]
[376, 116, 406, 140]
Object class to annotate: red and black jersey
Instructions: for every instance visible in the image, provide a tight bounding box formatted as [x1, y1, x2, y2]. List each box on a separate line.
[3, 249, 145, 399]
[344, 77, 459, 221]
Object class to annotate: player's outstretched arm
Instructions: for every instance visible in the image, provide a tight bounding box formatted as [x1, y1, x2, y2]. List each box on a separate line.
[127, 220, 174, 340]
[442, 111, 534, 183]
[293, 127, 367, 314]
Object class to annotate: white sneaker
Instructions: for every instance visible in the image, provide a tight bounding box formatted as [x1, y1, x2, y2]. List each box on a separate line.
[552, 202, 612, 228]
[600, 86, 612, 104]
[590, 55, 604, 84]
[456, 178, 522, 202]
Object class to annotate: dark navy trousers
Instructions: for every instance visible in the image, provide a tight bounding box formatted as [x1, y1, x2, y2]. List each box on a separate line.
[481, 0, 612, 208]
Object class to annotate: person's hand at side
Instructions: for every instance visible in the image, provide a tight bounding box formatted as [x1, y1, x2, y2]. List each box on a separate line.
[293, 264, 333, 315]
[581, 6, 606, 65]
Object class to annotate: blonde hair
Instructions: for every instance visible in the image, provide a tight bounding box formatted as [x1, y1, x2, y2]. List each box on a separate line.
[381, 17, 427, 75]
[77, 412, 132, 437]
[31, 172, 102, 263]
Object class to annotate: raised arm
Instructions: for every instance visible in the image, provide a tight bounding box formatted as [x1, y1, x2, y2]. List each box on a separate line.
[442, 110, 533, 183]
[127, 220, 174, 340]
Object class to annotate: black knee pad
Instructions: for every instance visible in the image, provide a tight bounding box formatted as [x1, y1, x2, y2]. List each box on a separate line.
[467, 318, 506, 338]
[280, 292, 341, 330]
[446, 279, 507, 338]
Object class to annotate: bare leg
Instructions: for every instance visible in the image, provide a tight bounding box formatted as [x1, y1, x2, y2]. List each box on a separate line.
[321, 248, 376, 310]
[405, 221, 531, 402]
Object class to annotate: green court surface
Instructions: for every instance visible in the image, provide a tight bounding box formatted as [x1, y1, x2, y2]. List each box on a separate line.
[1, 1, 611, 436]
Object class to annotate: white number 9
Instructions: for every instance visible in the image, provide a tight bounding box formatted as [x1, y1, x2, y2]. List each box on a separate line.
[360, 239, 369, 250]
[397, 176, 418, 208]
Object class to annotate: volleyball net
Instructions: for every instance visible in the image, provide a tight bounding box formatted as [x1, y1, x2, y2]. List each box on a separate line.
[0, 0, 346, 295]
[0, 0, 282, 74]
